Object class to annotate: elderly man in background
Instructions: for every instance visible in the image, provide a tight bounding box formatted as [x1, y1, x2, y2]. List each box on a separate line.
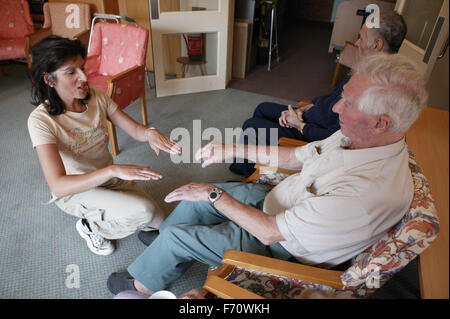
[107, 53, 427, 296]
[230, 11, 408, 177]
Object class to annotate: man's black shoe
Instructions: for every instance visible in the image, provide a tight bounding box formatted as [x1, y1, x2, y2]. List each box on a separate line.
[107, 272, 136, 295]
[138, 230, 159, 246]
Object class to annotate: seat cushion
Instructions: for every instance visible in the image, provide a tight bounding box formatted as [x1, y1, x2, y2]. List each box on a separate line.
[224, 265, 354, 299]
[0, 39, 26, 60]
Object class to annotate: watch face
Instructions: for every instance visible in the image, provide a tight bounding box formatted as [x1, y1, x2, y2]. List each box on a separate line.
[210, 192, 217, 199]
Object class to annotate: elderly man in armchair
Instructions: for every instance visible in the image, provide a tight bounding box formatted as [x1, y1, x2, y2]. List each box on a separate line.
[107, 53, 428, 295]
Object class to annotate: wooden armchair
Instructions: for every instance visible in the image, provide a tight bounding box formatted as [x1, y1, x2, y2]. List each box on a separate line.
[84, 22, 149, 155]
[0, 0, 34, 64]
[202, 139, 440, 299]
[25, 2, 91, 67]
[204, 249, 346, 299]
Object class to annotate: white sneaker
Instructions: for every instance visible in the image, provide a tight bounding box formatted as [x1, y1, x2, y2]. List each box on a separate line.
[76, 219, 114, 256]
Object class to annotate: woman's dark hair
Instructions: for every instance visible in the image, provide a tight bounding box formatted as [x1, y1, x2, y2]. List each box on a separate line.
[29, 35, 89, 115]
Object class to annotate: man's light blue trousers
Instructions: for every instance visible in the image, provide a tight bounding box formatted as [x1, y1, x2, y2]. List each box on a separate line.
[127, 182, 292, 292]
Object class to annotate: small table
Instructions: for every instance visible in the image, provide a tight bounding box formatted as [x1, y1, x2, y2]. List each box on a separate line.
[176, 56, 207, 77]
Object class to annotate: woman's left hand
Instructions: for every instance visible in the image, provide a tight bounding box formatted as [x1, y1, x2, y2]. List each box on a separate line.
[147, 128, 182, 156]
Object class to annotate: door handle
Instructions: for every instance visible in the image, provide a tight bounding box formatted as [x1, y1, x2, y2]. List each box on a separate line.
[149, 0, 159, 20]
[438, 36, 449, 59]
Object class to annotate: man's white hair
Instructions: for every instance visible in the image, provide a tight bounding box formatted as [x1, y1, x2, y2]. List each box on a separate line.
[352, 53, 428, 134]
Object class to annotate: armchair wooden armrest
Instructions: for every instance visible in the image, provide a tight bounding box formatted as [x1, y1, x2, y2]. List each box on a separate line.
[278, 137, 308, 147]
[25, 27, 52, 47]
[73, 29, 91, 49]
[106, 65, 143, 96]
[25, 28, 53, 67]
[85, 54, 99, 62]
[298, 99, 312, 107]
[203, 275, 265, 299]
[203, 250, 344, 298]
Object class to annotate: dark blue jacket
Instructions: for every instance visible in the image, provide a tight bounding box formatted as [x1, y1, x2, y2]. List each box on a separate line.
[301, 76, 350, 141]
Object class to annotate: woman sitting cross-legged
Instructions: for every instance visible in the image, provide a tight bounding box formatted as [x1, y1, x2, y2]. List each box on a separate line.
[27, 36, 181, 255]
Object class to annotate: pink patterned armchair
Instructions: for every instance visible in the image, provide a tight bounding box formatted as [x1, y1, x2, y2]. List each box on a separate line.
[85, 22, 149, 155]
[25, 2, 91, 67]
[204, 149, 440, 299]
[0, 0, 34, 63]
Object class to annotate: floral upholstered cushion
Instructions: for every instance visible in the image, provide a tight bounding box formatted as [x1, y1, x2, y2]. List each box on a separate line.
[253, 170, 291, 187]
[224, 266, 354, 299]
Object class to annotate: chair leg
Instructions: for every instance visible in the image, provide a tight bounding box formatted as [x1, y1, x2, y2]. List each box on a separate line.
[331, 62, 341, 87]
[141, 95, 148, 127]
[107, 120, 119, 156]
[180, 63, 186, 78]
[145, 67, 152, 90]
[200, 64, 206, 76]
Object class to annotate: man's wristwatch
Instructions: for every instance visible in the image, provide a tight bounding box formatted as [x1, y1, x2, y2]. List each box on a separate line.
[208, 187, 223, 205]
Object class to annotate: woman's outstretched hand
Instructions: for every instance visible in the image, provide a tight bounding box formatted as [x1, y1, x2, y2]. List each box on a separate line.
[111, 164, 163, 181]
[147, 128, 182, 156]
